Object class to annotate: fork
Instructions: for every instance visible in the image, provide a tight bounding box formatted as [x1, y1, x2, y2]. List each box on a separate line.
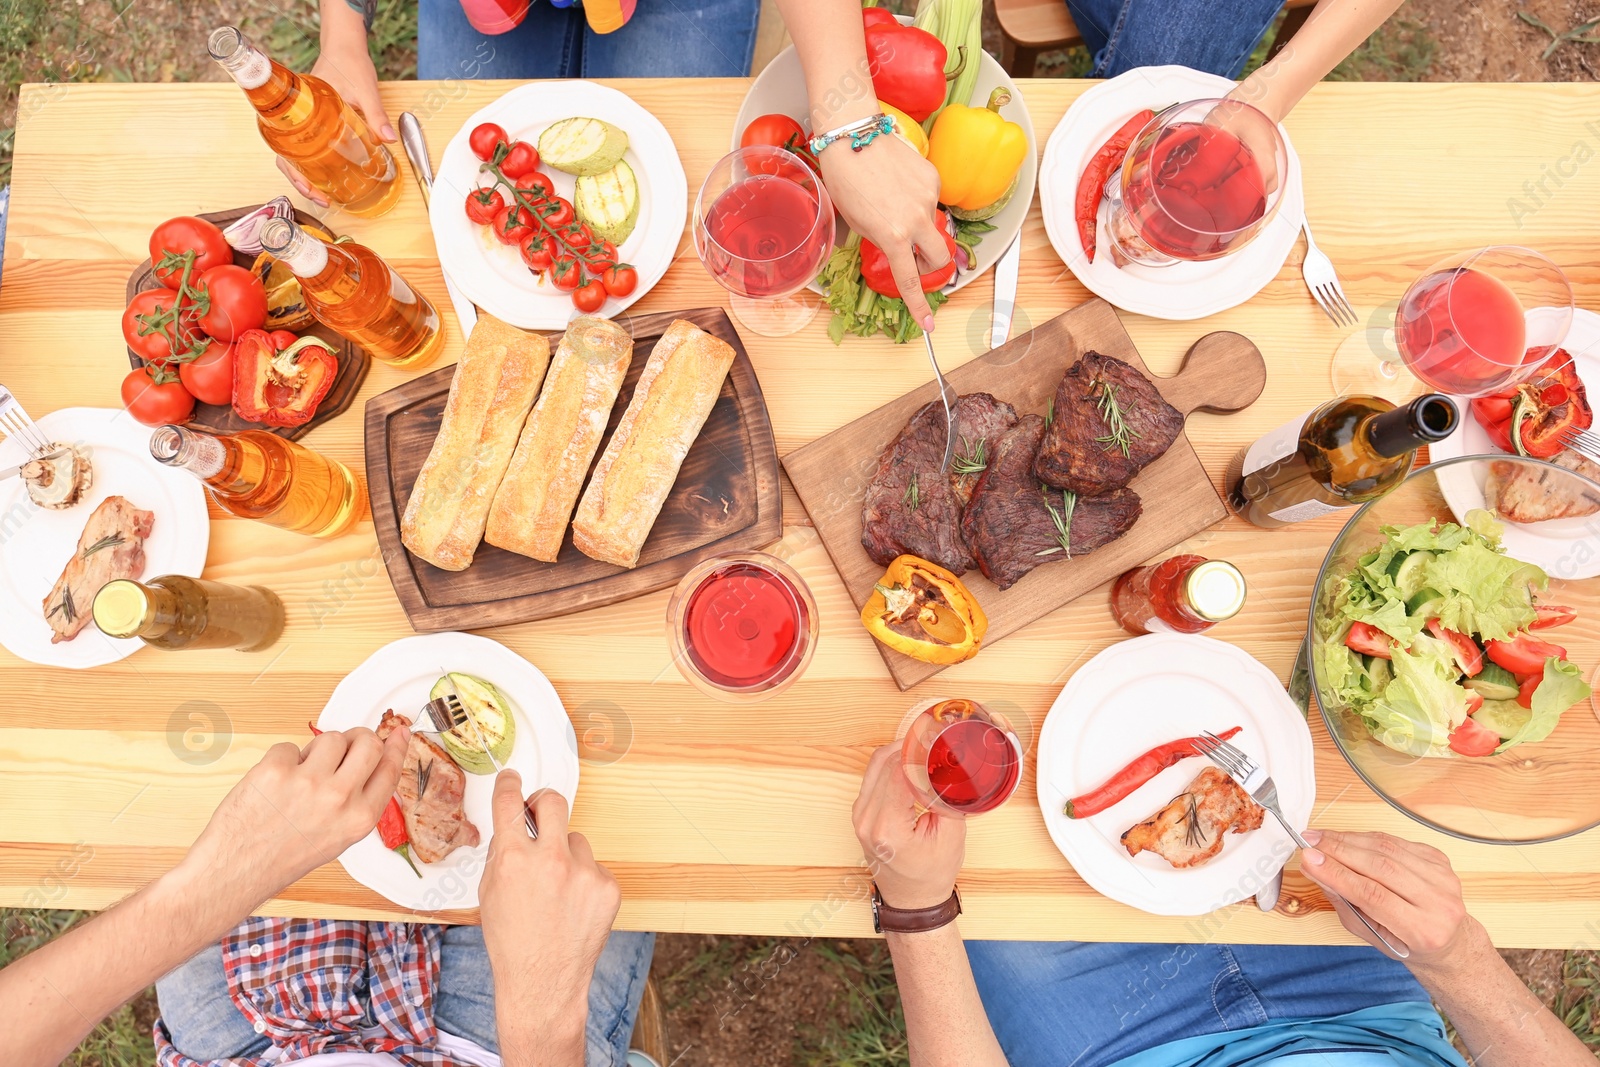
[1559, 426, 1600, 464]
[422, 692, 538, 839]
[0, 387, 55, 459]
[1300, 219, 1357, 328]
[923, 332, 957, 473]
[1193, 730, 1410, 959]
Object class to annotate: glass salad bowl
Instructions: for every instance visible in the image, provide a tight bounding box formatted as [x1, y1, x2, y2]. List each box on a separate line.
[1308, 454, 1600, 844]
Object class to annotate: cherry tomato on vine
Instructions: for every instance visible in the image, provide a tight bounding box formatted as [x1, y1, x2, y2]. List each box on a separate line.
[515, 172, 556, 201]
[540, 198, 575, 228]
[493, 204, 536, 245]
[521, 234, 554, 272]
[121, 288, 201, 362]
[593, 238, 617, 265]
[178, 340, 236, 405]
[465, 187, 505, 225]
[550, 256, 583, 292]
[560, 222, 593, 250]
[598, 263, 638, 298]
[469, 122, 509, 162]
[501, 141, 541, 179]
[121, 366, 195, 427]
[572, 280, 607, 313]
[150, 216, 232, 289]
[194, 264, 268, 342]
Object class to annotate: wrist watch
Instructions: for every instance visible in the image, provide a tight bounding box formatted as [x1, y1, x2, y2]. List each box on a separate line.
[871, 883, 961, 934]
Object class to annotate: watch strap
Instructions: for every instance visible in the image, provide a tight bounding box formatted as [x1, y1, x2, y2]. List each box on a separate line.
[871, 884, 961, 934]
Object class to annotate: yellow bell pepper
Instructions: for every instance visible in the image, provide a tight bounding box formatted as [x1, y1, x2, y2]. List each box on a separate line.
[927, 88, 1028, 212]
[861, 555, 987, 665]
[880, 100, 928, 157]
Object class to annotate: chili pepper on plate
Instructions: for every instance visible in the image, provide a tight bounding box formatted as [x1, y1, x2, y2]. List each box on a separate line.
[1074, 108, 1156, 264]
[1063, 725, 1243, 819]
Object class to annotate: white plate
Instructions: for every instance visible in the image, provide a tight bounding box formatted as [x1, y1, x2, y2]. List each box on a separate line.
[320, 632, 580, 912]
[429, 81, 688, 330]
[1430, 307, 1600, 579]
[733, 22, 1038, 295]
[1035, 633, 1314, 916]
[1039, 66, 1306, 321]
[0, 408, 209, 670]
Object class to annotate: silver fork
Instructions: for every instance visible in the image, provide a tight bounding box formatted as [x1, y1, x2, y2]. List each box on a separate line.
[0, 388, 55, 458]
[1559, 426, 1600, 464]
[422, 692, 538, 839]
[1193, 730, 1410, 959]
[923, 332, 957, 473]
[1300, 220, 1357, 328]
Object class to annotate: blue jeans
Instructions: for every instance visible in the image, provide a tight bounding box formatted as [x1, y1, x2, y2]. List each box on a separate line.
[967, 940, 1435, 1067]
[155, 926, 655, 1067]
[418, 0, 761, 80]
[1064, 0, 1286, 78]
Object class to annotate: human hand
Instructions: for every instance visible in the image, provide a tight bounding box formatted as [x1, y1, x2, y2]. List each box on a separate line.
[817, 135, 950, 331]
[852, 743, 966, 911]
[1212, 93, 1282, 194]
[184, 726, 408, 909]
[479, 772, 620, 1047]
[1300, 828, 1481, 967]
[275, 42, 394, 205]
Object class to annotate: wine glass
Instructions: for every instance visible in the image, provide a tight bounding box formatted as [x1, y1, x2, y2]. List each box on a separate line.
[1331, 246, 1573, 400]
[899, 698, 1023, 815]
[692, 145, 835, 337]
[1104, 98, 1288, 267]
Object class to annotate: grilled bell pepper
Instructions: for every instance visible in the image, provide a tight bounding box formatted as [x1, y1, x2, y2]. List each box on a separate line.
[927, 88, 1029, 213]
[861, 555, 987, 664]
[378, 795, 423, 878]
[858, 215, 959, 299]
[862, 9, 964, 123]
[1469, 350, 1590, 459]
[232, 328, 337, 428]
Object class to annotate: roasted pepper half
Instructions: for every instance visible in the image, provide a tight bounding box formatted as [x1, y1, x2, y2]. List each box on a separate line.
[927, 88, 1029, 213]
[1470, 349, 1590, 459]
[232, 328, 337, 428]
[861, 555, 987, 664]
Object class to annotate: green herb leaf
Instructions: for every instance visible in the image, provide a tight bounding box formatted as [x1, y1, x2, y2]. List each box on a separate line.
[1090, 377, 1141, 457]
[904, 473, 921, 511]
[81, 533, 125, 560]
[952, 436, 987, 476]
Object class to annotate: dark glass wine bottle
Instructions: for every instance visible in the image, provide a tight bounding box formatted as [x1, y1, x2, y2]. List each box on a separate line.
[1226, 394, 1458, 529]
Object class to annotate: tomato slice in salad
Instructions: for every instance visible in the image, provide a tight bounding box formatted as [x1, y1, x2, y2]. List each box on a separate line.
[1530, 603, 1577, 630]
[1485, 632, 1567, 676]
[1448, 715, 1501, 757]
[1425, 619, 1484, 677]
[1344, 621, 1393, 659]
[1516, 673, 1540, 709]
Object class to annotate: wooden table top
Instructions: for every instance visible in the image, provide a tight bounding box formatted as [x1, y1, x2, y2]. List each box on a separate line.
[5, 78, 1600, 947]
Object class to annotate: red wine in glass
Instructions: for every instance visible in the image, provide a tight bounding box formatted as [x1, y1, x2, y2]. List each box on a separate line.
[1396, 267, 1528, 394]
[701, 174, 832, 299]
[902, 698, 1023, 815]
[1125, 123, 1267, 260]
[682, 561, 808, 690]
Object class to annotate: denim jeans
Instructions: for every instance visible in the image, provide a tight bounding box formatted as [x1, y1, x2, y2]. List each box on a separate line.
[155, 926, 655, 1067]
[1064, 0, 1286, 79]
[966, 940, 1438, 1067]
[417, 0, 761, 80]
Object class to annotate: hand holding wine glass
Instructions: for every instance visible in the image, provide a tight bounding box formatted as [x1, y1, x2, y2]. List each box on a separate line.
[853, 743, 967, 911]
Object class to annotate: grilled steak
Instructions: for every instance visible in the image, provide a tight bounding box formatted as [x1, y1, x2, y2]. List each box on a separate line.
[43, 495, 154, 643]
[1121, 766, 1264, 869]
[961, 416, 1143, 590]
[377, 710, 480, 864]
[1485, 451, 1600, 523]
[1035, 351, 1184, 495]
[861, 393, 1018, 574]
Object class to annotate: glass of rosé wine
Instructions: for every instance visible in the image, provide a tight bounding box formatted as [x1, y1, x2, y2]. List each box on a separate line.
[899, 698, 1023, 816]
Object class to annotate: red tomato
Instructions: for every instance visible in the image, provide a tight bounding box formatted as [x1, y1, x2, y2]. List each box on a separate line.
[521, 234, 554, 272]
[550, 257, 582, 292]
[1448, 715, 1501, 757]
[501, 141, 541, 179]
[1516, 673, 1541, 709]
[1485, 632, 1566, 676]
[178, 340, 236, 405]
[1425, 619, 1484, 677]
[540, 198, 575, 228]
[121, 288, 201, 362]
[561, 222, 593, 250]
[469, 122, 509, 162]
[594, 238, 617, 265]
[598, 263, 638, 298]
[740, 113, 817, 175]
[1531, 603, 1577, 629]
[150, 216, 232, 289]
[1344, 621, 1393, 659]
[515, 172, 556, 201]
[492, 205, 535, 245]
[465, 187, 505, 225]
[121, 366, 195, 427]
[572, 280, 607, 313]
[194, 264, 268, 342]
[1465, 689, 1484, 716]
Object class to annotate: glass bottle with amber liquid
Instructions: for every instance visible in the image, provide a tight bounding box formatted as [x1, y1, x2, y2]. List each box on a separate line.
[260, 217, 442, 369]
[93, 576, 285, 652]
[1226, 394, 1459, 529]
[208, 25, 401, 218]
[1111, 555, 1247, 635]
[150, 425, 362, 538]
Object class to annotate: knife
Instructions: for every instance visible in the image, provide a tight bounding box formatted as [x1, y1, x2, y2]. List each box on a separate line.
[989, 234, 1021, 349]
[398, 112, 479, 336]
[432, 669, 537, 839]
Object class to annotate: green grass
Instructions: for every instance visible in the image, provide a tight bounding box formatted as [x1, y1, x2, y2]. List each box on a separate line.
[1327, 18, 1436, 82]
[798, 941, 908, 1067]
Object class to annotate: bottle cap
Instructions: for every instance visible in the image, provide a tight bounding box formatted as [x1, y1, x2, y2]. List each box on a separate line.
[92, 579, 152, 639]
[1184, 561, 1247, 622]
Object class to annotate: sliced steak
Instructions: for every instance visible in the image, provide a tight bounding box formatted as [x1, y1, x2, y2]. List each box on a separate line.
[44, 495, 154, 643]
[962, 415, 1143, 590]
[377, 710, 481, 864]
[861, 393, 1018, 574]
[1035, 351, 1184, 495]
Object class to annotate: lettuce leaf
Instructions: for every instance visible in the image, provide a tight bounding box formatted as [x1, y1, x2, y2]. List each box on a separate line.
[1424, 540, 1542, 641]
[1367, 637, 1471, 759]
[1500, 657, 1593, 750]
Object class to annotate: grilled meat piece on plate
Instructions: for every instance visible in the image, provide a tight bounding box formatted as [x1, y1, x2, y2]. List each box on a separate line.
[377, 710, 481, 864]
[43, 495, 154, 643]
[1485, 451, 1600, 523]
[1121, 766, 1264, 869]
[1035, 352, 1184, 495]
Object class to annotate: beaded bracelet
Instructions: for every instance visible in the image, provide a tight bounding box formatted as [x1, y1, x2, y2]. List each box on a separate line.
[809, 113, 895, 157]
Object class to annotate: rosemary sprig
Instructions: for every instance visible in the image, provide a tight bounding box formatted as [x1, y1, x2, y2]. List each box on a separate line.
[952, 436, 988, 477]
[1090, 377, 1141, 457]
[416, 759, 433, 801]
[903, 473, 921, 511]
[1181, 792, 1208, 849]
[47, 586, 76, 623]
[1035, 488, 1078, 557]
[1044, 396, 1055, 430]
[81, 533, 125, 559]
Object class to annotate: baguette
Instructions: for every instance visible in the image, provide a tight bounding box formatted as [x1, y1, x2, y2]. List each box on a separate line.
[486, 316, 634, 562]
[400, 314, 551, 571]
[572, 319, 735, 568]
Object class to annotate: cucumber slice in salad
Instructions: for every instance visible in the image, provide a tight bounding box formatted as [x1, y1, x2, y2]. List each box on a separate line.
[1390, 551, 1434, 600]
[1464, 663, 1520, 701]
[1473, 698, 1531, 740]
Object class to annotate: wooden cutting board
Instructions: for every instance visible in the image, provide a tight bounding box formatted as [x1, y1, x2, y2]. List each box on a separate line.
[124, 204, 369, 442]
[366, 306, 782, 632]
[782, 298, 1266, 690]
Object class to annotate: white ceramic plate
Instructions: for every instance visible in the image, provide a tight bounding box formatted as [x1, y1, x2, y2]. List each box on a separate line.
[733, 22, 1037, 295]
[1039, 66, 1306, 321]
[429, 81, 688, 330]
[1036, 633, 1314, 916]
[321, 632, 580, 912]
[1430, 307, 1600, 579]
[0, 408, 209, 670]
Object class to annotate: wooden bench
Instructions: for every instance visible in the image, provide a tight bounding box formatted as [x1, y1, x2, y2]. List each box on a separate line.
[995, 0, 1320, 77]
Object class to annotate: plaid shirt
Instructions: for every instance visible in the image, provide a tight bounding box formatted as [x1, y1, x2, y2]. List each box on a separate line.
[154, 917, 477, 1067]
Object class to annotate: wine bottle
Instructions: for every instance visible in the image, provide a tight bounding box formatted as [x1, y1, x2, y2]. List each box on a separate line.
[1227, 394, 1458, 529]
[93, 576, 285, 652]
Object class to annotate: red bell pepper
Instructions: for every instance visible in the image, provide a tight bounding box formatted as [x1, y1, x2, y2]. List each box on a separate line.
[862, 10, 964, 123]
[858, 218, 960, 299]
[378, 795, 423, 878]
[231, 328, 337, 429]
[1468, 349, 1590, 459]
[1075, 109, 1155, 263]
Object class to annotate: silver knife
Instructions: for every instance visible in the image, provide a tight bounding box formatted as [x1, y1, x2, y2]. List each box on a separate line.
[989, 234, 1021, 349]
[399, 112, 479, 336]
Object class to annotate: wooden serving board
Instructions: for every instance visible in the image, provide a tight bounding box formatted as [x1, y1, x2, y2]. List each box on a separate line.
[124, 204, 370, 442]
[366, 306, 783, 632]
[783, 298, 1267, 690]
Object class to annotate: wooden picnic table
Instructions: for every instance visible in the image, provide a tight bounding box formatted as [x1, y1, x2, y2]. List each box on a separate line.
[4, 77, 1600, 948]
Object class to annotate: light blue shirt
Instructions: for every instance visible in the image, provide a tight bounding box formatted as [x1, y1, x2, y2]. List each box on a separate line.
[1108, 1003, 1468, 1067]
